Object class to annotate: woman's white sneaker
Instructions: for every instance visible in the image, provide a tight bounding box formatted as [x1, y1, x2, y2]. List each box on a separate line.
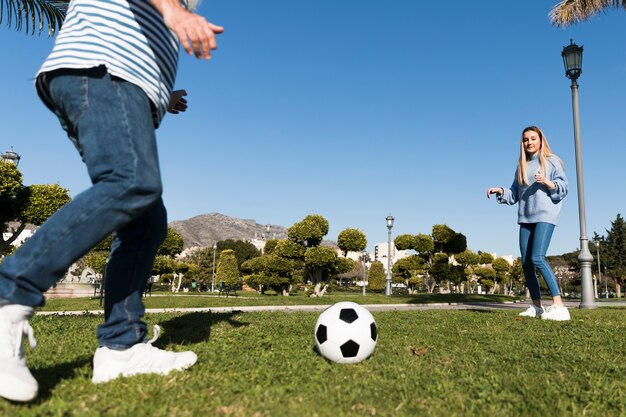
[518, 305, 544, 318]
[541, 305, 571, 321]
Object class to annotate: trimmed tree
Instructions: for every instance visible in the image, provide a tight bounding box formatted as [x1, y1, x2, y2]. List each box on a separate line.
[392, 255, 426, 294]
[1, 162, 71, 255]
[337, 228, 367, 257]
[368, 261, 386, 292]
[215, 249, 240, 288]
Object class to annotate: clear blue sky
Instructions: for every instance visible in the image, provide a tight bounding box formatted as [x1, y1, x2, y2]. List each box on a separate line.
[1, 1, 625, 257]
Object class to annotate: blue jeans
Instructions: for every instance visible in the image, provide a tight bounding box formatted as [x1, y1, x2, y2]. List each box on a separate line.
[519, 222, 561, 301]
[0, 66, 166, 349]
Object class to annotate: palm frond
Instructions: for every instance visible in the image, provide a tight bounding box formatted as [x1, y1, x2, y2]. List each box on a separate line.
[187, 0, 202, 13]
[550, 0, 626, 27]
[0, 0, 68, 36]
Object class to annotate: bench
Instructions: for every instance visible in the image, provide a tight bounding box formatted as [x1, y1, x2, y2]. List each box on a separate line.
[217, 281, 237, 297]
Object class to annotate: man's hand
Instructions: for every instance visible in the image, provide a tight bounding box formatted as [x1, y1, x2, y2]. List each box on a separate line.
[168, 89, 188, 114]
[151, 0, 224, 60]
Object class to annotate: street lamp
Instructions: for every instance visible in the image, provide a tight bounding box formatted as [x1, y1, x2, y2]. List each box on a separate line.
[362, 250, 367, 296]
[1, 147, 21, 166]
[561, 39, 595, 309]
[211, 242, 217, 292]
[385, 215, 394, 296]
[594, 237, 603, 300]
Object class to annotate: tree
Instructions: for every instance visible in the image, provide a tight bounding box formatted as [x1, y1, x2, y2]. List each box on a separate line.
[455, 249, 479, 293]
[429, 253, 450, 292]
[394, 233, 435, 290]
[242, 239, 305, 296]
[1, 161, 71, 255]
[0, 0, 68, 35]
[510, 258, 525, 295]
[394, 234, 415, 251]
[287, 214, 328, 247]
[157, 227, 184, 257]
[444, 232, 467, 255]
[181, 246, 217, 289]
[337, 228, 367, 257]
[604, 214, 626, 297]
[304, 245, 338, 296]
[492, 258, 512, 295]
[368, 261, 386, 292]
[432, 224, 454, 253]
[216, 239, 261, 269]
[152, 255, 175, 277]
[478, 252, 494, 265]
[392, 255, 426, 294]
[263, 238, 279, 255]
[215, 249, 240, 287]
[475, 265, 496, 293]
[550, 0, 626, 27]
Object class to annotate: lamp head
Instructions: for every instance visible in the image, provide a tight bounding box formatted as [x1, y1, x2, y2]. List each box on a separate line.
[561, 39, 583, 81]
[386, 215, 394, 229]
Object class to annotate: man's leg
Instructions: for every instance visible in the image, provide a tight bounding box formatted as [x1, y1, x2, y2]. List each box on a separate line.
[96, 199, 167, 349]
[0, 66, 167, 401]
[0, 67, 163, 308]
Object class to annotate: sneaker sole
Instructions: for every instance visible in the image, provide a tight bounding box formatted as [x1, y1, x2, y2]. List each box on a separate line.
[92, 354, 197, 384]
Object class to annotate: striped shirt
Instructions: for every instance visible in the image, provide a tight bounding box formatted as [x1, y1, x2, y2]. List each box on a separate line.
[36, 0, 187, 127]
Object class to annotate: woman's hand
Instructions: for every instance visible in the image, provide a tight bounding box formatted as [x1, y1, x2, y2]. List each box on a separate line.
[487, 187, 504, 198]
[534, 170, 556, 189]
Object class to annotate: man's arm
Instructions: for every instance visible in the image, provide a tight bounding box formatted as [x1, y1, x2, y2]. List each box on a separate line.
[150, 0, 224, 60]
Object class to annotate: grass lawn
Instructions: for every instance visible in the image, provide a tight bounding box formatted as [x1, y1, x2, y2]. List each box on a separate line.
[41, 291, 521, 312]
[2, 297, 625, 417]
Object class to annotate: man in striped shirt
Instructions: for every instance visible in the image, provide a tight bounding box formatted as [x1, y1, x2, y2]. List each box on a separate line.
[0, 0, 223, 402]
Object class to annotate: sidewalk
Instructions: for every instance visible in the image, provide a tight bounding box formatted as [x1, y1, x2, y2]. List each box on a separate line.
[36, 299, 625, 316]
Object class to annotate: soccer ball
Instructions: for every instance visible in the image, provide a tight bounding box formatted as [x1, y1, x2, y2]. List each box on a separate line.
[314, 301, 378, 364]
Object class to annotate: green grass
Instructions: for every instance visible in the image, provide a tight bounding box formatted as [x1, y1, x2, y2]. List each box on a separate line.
[41, 292, 520, 312]
[3, 305, 626, 416]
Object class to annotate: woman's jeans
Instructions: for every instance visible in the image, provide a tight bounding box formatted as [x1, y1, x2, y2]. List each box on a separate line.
[519, 222, 561, 301]
[0, 66, 167, 349]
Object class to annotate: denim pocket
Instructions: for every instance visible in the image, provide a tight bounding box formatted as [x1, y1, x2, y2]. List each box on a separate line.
[46, 70, 92, 149]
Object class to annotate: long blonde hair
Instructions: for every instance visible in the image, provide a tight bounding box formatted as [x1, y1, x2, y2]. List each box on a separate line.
[517, 126, 554, 185]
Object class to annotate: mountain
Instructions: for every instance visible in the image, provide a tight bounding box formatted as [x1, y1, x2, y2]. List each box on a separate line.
[168, 212, 287, 249]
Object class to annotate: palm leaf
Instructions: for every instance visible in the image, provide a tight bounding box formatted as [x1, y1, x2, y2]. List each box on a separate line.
[0, 0, 68, 36]
[550, 0, 626, 27]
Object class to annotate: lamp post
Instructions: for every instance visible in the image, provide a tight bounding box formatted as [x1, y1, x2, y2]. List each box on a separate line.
[211, 242, 217, 292]
[604, 265, 609, 299]
[561, 39, 595, 309]
[362, 250, 367, 296]
[594, 237, 602, 300]
[385, 215, 394, 296]
[1, 147, 21, 166]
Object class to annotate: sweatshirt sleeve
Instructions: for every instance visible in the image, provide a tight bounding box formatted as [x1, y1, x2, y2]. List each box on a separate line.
[497, 173, 519, 205]
[548, 157, 568, 202]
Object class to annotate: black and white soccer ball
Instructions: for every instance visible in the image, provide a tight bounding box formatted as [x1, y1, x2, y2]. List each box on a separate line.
[314, 301, 378, 364]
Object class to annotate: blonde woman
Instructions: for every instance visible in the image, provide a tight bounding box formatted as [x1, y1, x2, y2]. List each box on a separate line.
[487, 126, 570, 321]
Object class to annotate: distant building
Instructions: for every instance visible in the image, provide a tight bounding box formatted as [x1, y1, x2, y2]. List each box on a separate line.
[374, 242, 408, 272]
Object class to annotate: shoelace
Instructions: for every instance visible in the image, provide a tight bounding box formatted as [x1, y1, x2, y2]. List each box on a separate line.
[147, 325, 161, 344]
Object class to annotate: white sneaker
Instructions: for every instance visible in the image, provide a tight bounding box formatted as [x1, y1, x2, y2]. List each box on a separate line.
[518, 304, 544, 318]
[92, 325, 197, 383]
[541, 304, 571, 321]
[0, 303, 38, 402]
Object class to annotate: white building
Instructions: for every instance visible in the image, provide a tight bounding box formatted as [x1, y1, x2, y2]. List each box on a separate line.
[374, 242, 408, 272]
